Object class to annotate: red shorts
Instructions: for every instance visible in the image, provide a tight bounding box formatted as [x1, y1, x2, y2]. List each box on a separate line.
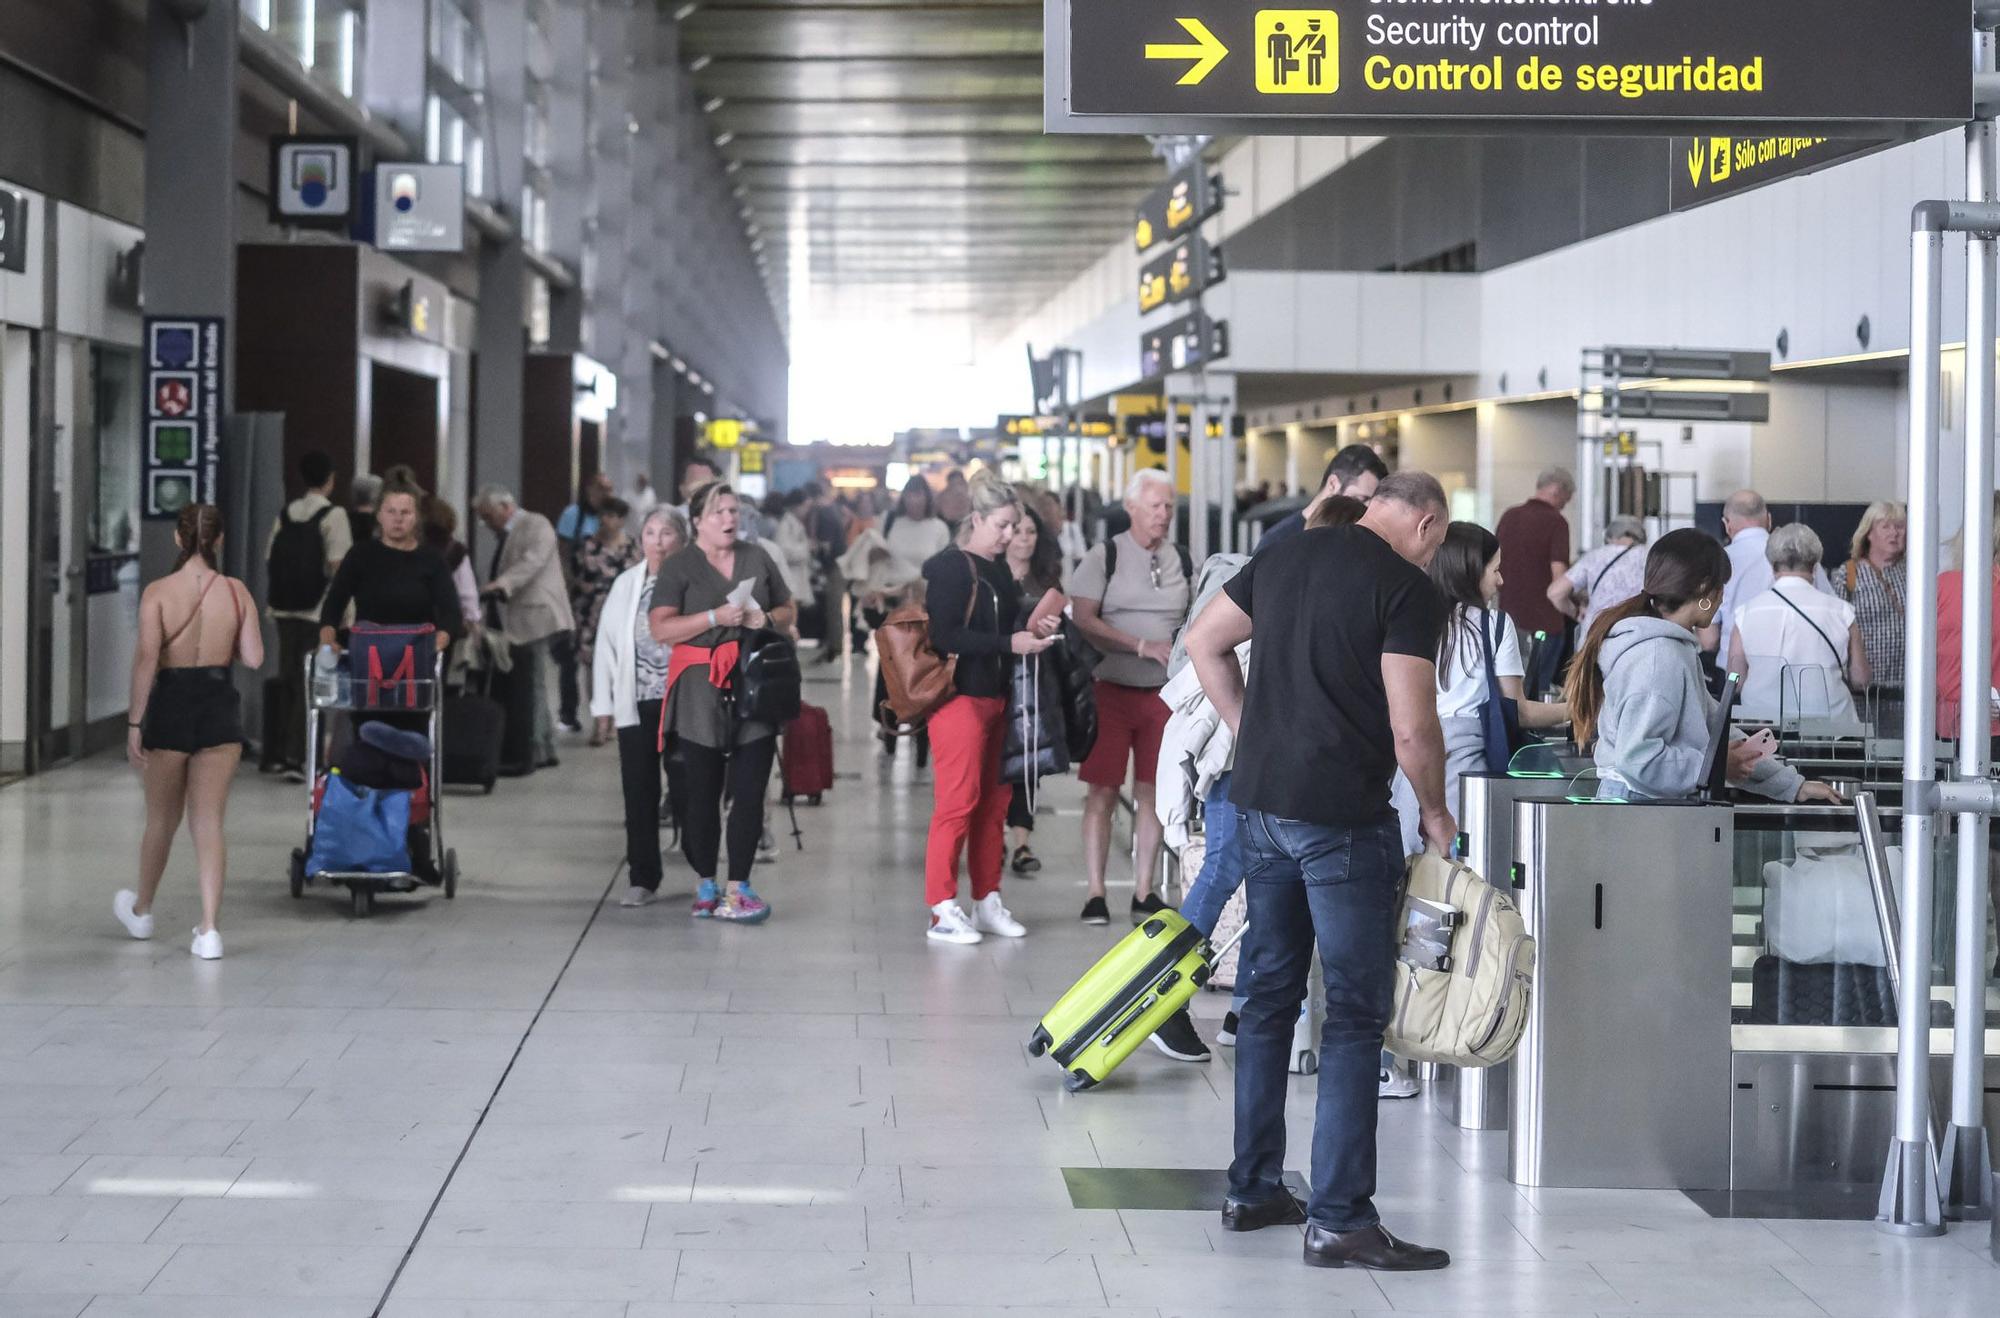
[1079, 680, 1170, 789]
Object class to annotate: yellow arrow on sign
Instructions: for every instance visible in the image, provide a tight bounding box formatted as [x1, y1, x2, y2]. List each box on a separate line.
[1145, 18, 1228, 86]
[1686, 140, 1705, 186]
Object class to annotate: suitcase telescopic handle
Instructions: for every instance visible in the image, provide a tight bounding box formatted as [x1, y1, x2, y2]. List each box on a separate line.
[1205, 920, 1250, 962]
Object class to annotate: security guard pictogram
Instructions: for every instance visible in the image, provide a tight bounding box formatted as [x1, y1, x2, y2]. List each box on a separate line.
[1255, 10, 1338, 95]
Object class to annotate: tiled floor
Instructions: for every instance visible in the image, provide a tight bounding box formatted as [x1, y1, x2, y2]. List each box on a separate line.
[0, 659, 1993, 1316]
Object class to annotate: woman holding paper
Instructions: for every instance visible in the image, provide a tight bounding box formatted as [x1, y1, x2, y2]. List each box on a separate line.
[1003, 507, 1069, 875]
[919, 474, 1058, 946]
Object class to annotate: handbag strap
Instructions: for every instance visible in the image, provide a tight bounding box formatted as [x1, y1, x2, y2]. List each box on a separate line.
[1592, 544, 1637, 596]
[1773, 585, 1847, 671]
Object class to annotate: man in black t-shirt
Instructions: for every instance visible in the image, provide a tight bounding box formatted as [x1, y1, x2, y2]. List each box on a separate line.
[1182, 470, 1455, 1273]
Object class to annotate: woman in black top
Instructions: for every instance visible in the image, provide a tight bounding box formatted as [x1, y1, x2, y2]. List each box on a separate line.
[318, 484, 465, 645]
[919, 473, 1056, 946]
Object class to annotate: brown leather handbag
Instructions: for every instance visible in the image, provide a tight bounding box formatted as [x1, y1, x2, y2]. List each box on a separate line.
[877, 553, 980, 729]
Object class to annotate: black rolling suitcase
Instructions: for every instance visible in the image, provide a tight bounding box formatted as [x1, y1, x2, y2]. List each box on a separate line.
[442, 693, 504, 792]
[492, 643, 540, 776]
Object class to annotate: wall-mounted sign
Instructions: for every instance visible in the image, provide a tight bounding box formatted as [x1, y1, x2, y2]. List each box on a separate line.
[1668, 134, 1889, 212]
[1140, 311, 1229, 379]
[360, 163, 466, 253]
[0, 187, 27, 275]
[1134, 162, 1221, 252]
[142, 316, 225, 520]
[1054, 0, 1970, 137]
[708, 418, 744, 449]
[740, 440, 771, 474]
[1139, 234, 1225, 313]
[270, 135, 357, 229]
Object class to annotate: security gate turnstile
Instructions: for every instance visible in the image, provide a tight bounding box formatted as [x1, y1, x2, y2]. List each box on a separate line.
[1509, 798, 1736, 1190]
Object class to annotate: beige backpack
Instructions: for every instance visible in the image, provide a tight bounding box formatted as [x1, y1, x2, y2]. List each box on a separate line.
[1384, 852, 1536, 1068]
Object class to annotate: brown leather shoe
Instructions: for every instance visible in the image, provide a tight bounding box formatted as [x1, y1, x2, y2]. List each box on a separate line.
[1302, 1223, 1450, 1271]
[1220, 1189, 1308, 1232]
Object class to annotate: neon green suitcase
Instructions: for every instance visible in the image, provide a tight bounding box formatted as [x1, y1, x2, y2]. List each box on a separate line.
[1028, 911, 1246, 1092]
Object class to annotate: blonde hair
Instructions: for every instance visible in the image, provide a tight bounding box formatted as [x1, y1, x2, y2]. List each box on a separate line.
[957, 471, 1021, 544]
[1850, 500, 1906, 564]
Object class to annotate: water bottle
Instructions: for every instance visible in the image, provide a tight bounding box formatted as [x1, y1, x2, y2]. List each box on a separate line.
[313, 643, 341, 706]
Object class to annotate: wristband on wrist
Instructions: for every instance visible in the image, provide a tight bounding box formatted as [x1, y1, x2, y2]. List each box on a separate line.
[707, 608, 717, 627]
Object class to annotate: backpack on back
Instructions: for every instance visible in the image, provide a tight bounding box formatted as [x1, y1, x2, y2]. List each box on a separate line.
[268, 504, 335, 612]
[1384, 852, 1536, 1068]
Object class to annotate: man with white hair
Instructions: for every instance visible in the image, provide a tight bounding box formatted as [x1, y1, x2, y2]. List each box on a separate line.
[1715, 488, 1834, 663]
[1070, 470, 1202, 1034]
[475, 485, 575, 769]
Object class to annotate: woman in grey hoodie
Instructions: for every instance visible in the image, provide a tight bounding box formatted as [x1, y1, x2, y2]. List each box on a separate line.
[1563, 529, 1840, 804]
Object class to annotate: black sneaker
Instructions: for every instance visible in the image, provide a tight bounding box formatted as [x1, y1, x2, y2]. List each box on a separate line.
[1149, 1008, 1211, 1062]
[1130, 892, 1170, 925]
[1217, 1011, 1239, 1047]
[1079, 896, 1110, 925]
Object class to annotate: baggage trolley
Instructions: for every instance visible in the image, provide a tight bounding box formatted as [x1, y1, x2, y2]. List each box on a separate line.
[289, 649, 459, 917]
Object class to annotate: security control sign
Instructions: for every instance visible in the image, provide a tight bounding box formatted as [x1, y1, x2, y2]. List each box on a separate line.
[1139, 234, 1225, 314]
[1056, 0, 1970, 136]
[1140, 311, 1229, 379]
[1134, 162, 1221, 252]
[365, 163, 466, 253]
[1668, 134, 1888, 211]
[270, 135, 357, 228]
[0, 187, 25, 274]
[142, 317, 226, 520]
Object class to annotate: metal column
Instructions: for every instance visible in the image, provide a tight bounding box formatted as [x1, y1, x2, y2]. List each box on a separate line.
[1882, 204, 1949, 1237]
[472, 0, 530, 574]
[1945, 24, 2000, 1225]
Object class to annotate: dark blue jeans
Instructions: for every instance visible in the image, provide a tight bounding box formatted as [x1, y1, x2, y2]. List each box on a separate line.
[1229, 808, 1403, 1233]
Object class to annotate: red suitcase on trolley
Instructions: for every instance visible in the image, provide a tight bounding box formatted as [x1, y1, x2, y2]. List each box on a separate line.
[780, 703, 834, 804]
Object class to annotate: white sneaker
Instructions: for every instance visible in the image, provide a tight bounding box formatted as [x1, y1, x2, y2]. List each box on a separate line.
[1378, 1065, 1420, 1100]
[620, 885, 658, 908]
[757, 827, 779, 864]
[113, 890, 153, 940]
[190, 928, 223, 961]
[973, 893, 1027, 938]
[927, 902, 983, 945]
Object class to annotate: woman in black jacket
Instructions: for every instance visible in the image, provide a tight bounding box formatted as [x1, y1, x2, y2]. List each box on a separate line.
[920, 473, 1056, 946]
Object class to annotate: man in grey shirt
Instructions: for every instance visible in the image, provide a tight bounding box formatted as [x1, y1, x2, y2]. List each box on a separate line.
[1070, 470, 1193, 933]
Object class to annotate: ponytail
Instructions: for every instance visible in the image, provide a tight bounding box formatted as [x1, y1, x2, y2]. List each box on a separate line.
[1562, 594, 1654, 749]
[173, 503, 223, 571]
[1561, 526, 1732, 749]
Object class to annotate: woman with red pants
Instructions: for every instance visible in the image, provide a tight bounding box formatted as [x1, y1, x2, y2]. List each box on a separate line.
[921, 472, 1058, 945]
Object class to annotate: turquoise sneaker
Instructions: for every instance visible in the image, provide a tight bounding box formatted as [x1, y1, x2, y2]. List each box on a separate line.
[691, 879, 720, 918]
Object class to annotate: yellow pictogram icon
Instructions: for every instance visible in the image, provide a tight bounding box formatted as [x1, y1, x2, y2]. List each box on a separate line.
[1709, 137, 1732, 184]
[1144, 17, 1229, 87]
[1254, 10, 1338, 95]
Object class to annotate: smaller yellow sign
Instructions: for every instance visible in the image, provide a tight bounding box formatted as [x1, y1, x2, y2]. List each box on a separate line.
[1254, 10, 1338, 95]
[740, 441, 770, 473]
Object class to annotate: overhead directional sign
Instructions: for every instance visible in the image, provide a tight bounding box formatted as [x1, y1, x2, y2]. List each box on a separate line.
[1051, 0, 1970, 137]
[1140, 311, 1229, 379]
[1139, 234, 1225, 314]
[1669, 134, 1889, 211]
[1134, 161, 1220, 252]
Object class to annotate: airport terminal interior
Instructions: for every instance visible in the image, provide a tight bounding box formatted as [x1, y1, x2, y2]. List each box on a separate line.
[2, 0, 2000, 1314]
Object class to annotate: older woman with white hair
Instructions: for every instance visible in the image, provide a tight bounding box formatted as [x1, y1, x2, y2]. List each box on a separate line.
[594, 505, 691, 906]
[1728, 523, 1869, 727]
[1832, 500, 1907, 686]
[1549, 515, 1648, 641]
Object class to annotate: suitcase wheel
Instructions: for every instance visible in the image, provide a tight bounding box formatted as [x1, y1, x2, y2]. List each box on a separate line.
[288, 849, 306, 899]
[1292, 1050, 1318, 1076]
[1062, 1070, 1098, 1094]
[809, 793, 823, 806]
[443, 848, 459, 899]
[350, 885, 375, 918]
[1026, 1025, 1052, 1058]
[483, 781, 495, 795]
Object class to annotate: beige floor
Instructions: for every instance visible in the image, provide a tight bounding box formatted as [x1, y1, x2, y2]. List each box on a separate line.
[0, 658, 1993, 1316]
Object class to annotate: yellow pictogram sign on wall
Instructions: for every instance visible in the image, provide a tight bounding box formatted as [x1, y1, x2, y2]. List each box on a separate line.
[1254, 10, 1338, 95]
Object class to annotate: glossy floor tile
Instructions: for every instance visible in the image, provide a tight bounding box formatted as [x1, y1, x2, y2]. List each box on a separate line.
[0, 662, 1991, 1314]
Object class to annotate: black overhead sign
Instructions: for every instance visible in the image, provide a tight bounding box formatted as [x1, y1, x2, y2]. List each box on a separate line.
[1139, 234, 1226, 314]
[1134, 162, 1221, 253]
[1055, 0, 1971, 137]
[1668, 134, 1890, 211]
[0, 188, 26, 275]
[1140, 311, 1229, 379]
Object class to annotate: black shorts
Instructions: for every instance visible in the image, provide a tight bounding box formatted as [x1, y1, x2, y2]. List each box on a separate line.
[142, 666, 242, 754]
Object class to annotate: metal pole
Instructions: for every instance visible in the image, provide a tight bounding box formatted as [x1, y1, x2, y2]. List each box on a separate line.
[1880, 214, 1948, 1237]
[1944, 24, 2000, 1225]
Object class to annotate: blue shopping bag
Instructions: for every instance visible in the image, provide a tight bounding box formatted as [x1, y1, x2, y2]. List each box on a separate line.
[306, 772, 413, 875]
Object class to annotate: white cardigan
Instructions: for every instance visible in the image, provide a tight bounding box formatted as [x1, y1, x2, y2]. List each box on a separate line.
[589, 563, 661, 729]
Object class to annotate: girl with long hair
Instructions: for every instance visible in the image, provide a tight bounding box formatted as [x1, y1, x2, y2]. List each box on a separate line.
[1002, 507, 1068, 874]
[117, 504, 265, 959]
[1562, 528, 1837, 803]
